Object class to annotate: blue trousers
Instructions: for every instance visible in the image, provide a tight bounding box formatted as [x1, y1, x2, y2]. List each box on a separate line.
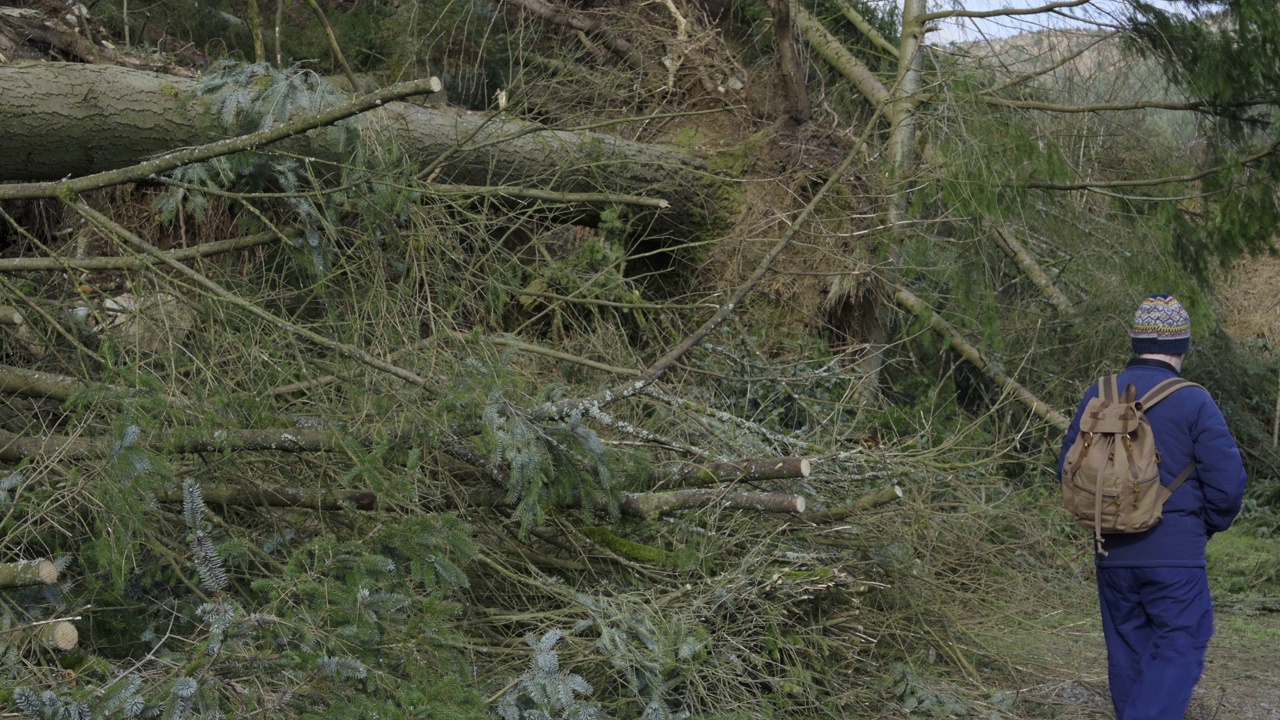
[1096, 567, 1214, 720]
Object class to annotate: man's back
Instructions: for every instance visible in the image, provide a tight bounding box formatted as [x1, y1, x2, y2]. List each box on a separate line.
[1059, 358, 1246, 567]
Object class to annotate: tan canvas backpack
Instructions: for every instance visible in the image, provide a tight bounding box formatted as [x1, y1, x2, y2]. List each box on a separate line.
[1061, 375, 1198, 553]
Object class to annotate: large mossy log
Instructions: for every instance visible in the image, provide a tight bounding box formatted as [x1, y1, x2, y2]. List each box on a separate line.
[0, 63, 722, 235]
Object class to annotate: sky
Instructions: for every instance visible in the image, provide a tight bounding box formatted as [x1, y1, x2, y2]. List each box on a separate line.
[925, 0, 1188, 44]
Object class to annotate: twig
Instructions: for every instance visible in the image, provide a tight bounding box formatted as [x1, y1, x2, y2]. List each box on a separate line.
[0, 230, 279, 272]
[70, 201, 434, 389]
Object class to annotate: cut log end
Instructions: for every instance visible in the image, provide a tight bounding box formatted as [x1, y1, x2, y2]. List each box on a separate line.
[799, 458, 811, 478]
[428, 76, 443, 93]
[0, 558, 59, 587]
[794, 495, 806, 513]
[33, 559, 58, 584]
[37, 622, 78, 651]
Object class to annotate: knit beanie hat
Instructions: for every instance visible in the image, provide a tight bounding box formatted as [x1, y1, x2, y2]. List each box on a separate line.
[1130, 294, 1191, 355]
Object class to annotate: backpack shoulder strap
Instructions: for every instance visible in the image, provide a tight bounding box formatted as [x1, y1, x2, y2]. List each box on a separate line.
[1099, 375, 1119, 402]
[1166, 462, 1198, 495]
[1138, 378, 1202, 409]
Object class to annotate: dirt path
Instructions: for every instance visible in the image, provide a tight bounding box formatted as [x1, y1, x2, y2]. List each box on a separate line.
[1192, 608, 1280, 720]
[981, 593, 1280, 718]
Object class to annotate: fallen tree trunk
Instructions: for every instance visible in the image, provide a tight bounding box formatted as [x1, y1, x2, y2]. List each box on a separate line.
[0, 428, 340, 461]
[7, 622, 80, 651]
[37, 622, 79, 650]
[619, 489, 805, 517]
[654, 457, 812, 489]
[0, 63, 721, 235]
[0, 365, 92, 401]
[892, 287, 1070, 431]
[803, 484, 903, 524]
[154, 482, 377, 511]
[0, 559, 59, 588]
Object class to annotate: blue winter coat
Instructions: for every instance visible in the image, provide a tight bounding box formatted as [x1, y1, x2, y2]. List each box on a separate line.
[1057, 358, 1247, 567]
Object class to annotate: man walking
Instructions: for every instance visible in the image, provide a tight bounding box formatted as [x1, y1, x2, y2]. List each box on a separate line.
[1058, 294, 1247, 720]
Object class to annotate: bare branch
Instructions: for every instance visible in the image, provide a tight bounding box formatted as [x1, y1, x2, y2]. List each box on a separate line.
[979, 96, 1274, 113]
[71, 201, 435, 389]
[502, 0, 641, 68]
[0, 230, 278, 273]
[921, 0, 1092, 23]
[1026, 140, 1280, 190]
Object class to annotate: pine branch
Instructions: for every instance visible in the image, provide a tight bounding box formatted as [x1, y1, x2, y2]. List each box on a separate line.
[892, 287, 1069, 430]
[1024, 140, 1280, 190]
[0, 427, 341, 461]
[155, 482, 377, 511]
[978, 95, 1274, 114]
[986, 223, 1076, 318]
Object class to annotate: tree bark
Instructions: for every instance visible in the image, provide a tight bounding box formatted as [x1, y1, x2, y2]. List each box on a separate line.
[0, 365, 93, 401]
[793, 6, 891, 111]
[0, 63, 721, 236]
[0, 621, 80, 651]
[0, 559, 59, 588]
[803, 484, 902, 523]
[619, 489, 805, 517]
[654, 457, 812, 489]
[767, 0, 811, 122]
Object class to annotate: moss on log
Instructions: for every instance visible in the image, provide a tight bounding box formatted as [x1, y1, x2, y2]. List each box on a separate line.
[579, 526, 690, 568]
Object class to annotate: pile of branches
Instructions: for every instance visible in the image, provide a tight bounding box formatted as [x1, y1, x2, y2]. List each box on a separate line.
[0, 2, 1140, 717]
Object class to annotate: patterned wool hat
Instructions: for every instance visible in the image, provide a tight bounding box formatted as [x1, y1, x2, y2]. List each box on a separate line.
[1130, 294, 1191, 355]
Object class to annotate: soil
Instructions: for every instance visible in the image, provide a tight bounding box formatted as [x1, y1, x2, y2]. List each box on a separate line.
[1012, 602, 1280, 719]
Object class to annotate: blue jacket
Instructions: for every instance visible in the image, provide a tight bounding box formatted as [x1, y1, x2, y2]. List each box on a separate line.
[1058, 358, 1247, 567]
